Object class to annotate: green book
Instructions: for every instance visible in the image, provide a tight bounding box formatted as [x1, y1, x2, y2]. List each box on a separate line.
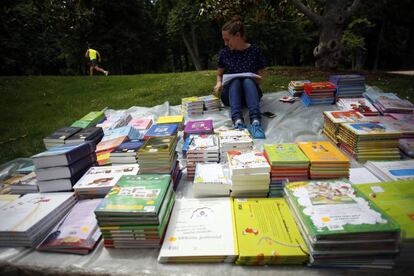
[284, 179, 400, 241]
[354, 180, 414, 240]
[71, 120, 93, 128]
[263, 143, 309, 166]
[95, 174, 171, 217]
[71, 111, 105, 128]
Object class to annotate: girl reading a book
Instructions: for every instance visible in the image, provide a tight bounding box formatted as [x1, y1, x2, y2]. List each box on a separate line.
[213, 16, 266, 139]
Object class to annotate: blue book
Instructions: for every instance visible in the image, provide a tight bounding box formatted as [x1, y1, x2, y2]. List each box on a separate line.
[32, 141, 96, 169]
[102, 125, 141, 141]
[112, 139, 145, 156]
[144, 124, 178, 139]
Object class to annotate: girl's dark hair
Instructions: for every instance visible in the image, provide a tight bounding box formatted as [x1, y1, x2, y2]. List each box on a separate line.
[222, 15, 244, 37]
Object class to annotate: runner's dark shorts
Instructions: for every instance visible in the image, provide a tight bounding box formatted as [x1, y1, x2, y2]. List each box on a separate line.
[90, 59, 98, 67]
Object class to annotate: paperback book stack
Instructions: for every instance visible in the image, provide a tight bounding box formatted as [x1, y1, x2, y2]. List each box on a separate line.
[387, 113, 414, 138]
[137, 136, 178, 174]
[156, 115, 184, 130]
[9, 172, 39, 194]
[337, 97, 380, 116]
[109, 139, 145, 164]
[218, 129, 253, 156]
[284, 179, 401, 269]
[233, 198, 308, 265]
[65, 127, 104, 145]
[102, 125, 142, 141]
[337, 122, 401, 162]
[185, 134, 219, 180]
[363, 90, 399, 104]
[71, 111, 105, 129]
[301, 82, 336, 106]
[43, 126, 82, 149]
[322, 111, 366, 144]
[128, 118, 152, 131]
[364, 160, 414, 181]
[95, 136, 127, 166]
[144, 124, 178, 140]
[263, 144, 309, 197]
[200, 95, 221, 113]
[0, 192, 77, 247]
[158, 198, 237, 263]
[184, 119, 214, 139]
[227, 150, 271, 197]
[374, 97, 414, 115]
[193, 163, 230, 197]
[354, 180, 414, 266]
[73, 164, 139, 198]
[33, 142, 97, 192]
[288, 80, 310, 97]
[329, 74, 365, 98]
[37, 199, 102, 254]
[298, 141, 350, 179]
[96, 113, 132, 133]
[181, 96, 204, 116]
[95, 174, 175, 249]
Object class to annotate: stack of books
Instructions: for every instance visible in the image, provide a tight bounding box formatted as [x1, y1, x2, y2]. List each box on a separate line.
[298, 141, 350, 179]
[137, 136, 178, 174]
[218, 129, 253, 156]
[109, 139, 145, 164]
[96, 113, 132, 133]
[374, 97, 414, 114]
[37, 199, 102, 255]
[199, 95, 221, 113]
[128, 118, 152, 131]
[156, 115, 184, 130]
[354, 180, 414, 266]
[102, 125, 142, 141]
[158, 198, 237, 263]
[95, 175, 175, 249]
[399, 138, 414, 157]
[8, 172, 38, 194]
[71, 111, 105, 129]
[144, 124, 178, 140]
[233, 198, 308, 265]
[43, 126, 82, 149]
[388, 113, 414, 138]
[184, 119, 213, 139]
[337, 97, 380, 116]
[329, 74, 365, 98]
[263, 144, 309, 197]
[337, 122, 401, 161]
[185, 134, 219, 180]
[322, 111, 366, 144]
[301, 82, 336, 106]
[181, 96, 204, 116]
[284, 179, 401, 269]
[193, 163, 230, 197]
[0, 193, 77, 247]
[73, 164, 139, 198]
[95, 136, 127, 166]
[288, 80, 310, 97]
[33, 142, 97, 192]
[227, 150, 270, 197]
[363, 91, 399, 104]
[65, 127, 104, 145]
[364, 160, 414, 181]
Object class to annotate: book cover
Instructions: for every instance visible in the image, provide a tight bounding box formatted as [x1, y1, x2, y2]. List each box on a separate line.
[227, 150, 270, 175]
[233, 198, 308, 264]
[263, 144, 309, 165]
[66, 127, 103, 142]
[342, 122, 400, 136]
[144, 124, 178, 138]
[128, 118, 152, 130]
[96, 136, 127, 152]
[194, 163, 228, 185]
[184, 120, 213, 133]
[138, 136, 177, 155]
[323, 111, 366, 124]
[43, 127, 82, 142]
[156, 115, 183, 125]
[112, 139, 145, 154]
[297, 141, 349, 164]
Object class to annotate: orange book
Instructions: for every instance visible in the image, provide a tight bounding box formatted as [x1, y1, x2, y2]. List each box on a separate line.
[298, 141, 349, 164]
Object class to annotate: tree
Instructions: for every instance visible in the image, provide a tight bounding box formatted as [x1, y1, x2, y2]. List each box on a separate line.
[288, 0, 361, 70]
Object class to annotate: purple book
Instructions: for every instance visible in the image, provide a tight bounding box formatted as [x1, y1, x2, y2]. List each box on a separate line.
[184, 120, 213, 134]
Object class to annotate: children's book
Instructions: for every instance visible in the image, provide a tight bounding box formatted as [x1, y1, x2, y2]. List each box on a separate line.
[227, 150, 270, 175]
[156, 115, 184, 125]
[297, 141, 349, 164]
[144, 124, 178, 138]
[128, 118, 153, 130]
[263, 144, 309, 165]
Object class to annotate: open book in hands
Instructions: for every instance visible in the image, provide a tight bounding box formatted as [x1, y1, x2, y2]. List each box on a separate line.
[222, 72, 261, 86]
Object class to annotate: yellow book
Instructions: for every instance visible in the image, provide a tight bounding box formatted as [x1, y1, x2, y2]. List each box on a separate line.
[298, 141, 349, 164]
[233, 198, 308, 265]
[156, 115, 184, 125]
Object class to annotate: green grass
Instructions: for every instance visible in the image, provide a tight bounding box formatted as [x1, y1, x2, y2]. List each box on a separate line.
[0, 67, 413, 164]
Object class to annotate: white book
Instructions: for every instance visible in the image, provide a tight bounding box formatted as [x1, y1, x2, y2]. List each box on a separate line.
[158, 198, 237, 262]
[365, 160, 414, 181]
[73, 164, 139, 191]
[349, 167, 381, 185]
[194, 164, 230, 197]
[222, 72, 260, 86]
[187, 134, 219, 152]
[227, 150, 270, 175]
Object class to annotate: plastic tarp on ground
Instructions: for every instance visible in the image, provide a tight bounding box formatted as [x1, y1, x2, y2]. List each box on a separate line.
[0, 88, 409, 275]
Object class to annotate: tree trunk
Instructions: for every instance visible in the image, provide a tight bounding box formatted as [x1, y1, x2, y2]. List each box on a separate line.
[373, 19, 385, 71]
[181, 33, 202, 71]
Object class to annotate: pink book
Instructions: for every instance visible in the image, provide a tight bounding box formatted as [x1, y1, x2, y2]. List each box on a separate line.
[128, 118, 152, 130]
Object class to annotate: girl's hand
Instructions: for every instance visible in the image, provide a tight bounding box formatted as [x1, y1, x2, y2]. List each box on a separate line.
[254, 75, 263, 84]
[214, 82, 223, 97]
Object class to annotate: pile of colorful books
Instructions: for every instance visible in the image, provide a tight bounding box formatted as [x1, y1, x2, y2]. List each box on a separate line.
[322, 111, 366, 144]
[288, 80, 310, 97]
[301, 82, 336, 106]
[95, 136, 127, 165]
[337, 97, 380, 116]
[227, 150, 270, 197]
[137, 136, 178, 174]
[329, 74, 365, 98]
[284, 179, 401, 269]
[263, 144, 309, 197]
[298, 141, 350, 179]
[109, 139, 145, 164]
[181, 96, 204, 116]
[95, 175, 175, 248]
[199, 95, 221, 113]
[218, 129, 253, 156]
[193, 163, 230, 197]
[374, 97, 414, 114]
[337, 122, 401, 161]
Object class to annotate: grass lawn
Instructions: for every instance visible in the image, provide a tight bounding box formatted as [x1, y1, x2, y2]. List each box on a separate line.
[0, 67, 413, 164]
